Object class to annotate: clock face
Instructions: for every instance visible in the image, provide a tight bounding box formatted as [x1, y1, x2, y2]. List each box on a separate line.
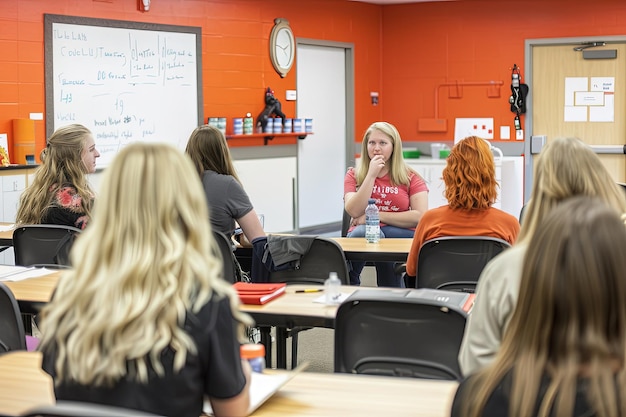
[275, 27, 294, 69]
[270, 20, 295, 77]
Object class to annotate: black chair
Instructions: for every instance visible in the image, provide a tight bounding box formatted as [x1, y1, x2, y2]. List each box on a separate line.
[334, 292, 467, 380]
[268, 236, 350, 285]
[341, 209, 351, 237]
[13, 224, 82, 268]
[0, 281, 26, 353]
[265, 236, 350, 369]
[415, 236, 511, 292]
[211, 230, 238, 284]
[21, 401, 163, 416]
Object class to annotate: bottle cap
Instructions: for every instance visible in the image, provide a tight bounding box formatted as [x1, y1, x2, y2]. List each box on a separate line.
[240, 343, 265, 359]
[368, 198, 376, 204]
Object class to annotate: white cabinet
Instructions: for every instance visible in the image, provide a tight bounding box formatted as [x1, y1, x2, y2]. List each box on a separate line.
[405, 157, 524, 218]
[0, 168, 37, 264]
[234, 157, 296, 233]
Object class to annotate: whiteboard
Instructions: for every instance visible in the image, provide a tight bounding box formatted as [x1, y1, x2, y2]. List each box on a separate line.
[44, 14, 203, 168]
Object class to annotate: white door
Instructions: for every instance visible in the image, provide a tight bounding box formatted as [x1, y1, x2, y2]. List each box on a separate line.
[296, 44, 347, 230]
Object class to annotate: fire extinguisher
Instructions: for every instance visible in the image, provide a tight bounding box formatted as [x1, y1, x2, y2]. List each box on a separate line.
[509, 64, 529, 130]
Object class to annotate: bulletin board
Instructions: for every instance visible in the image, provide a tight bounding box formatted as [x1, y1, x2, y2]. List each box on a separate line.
[44, 14, 203, 168]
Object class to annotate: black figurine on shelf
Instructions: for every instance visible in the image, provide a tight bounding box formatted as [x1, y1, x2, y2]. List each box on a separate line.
[256, 87, 286, 132]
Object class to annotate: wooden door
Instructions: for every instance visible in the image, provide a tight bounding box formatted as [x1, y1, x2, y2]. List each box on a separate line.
[532, 43, 626, 182]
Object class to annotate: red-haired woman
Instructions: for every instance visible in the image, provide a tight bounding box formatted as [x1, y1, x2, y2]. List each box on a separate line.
[405, 136, 520, 280]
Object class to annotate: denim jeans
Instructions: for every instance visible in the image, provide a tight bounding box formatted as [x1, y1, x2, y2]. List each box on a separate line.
[346, 225, 414, 287]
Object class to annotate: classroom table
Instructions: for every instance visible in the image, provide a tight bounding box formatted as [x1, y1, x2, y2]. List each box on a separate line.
[0, 351, 458, 417]
[4, 270, 62, 314]
[330, 237, 411, 262]
[6, 273, 352, 369]
[7, 273, 377, 369]
[0, 223, 13, 246]
[235, 236, 411, 263]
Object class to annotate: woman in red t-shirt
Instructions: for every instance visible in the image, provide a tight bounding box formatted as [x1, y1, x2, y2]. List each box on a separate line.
[344, 121, 428, 287]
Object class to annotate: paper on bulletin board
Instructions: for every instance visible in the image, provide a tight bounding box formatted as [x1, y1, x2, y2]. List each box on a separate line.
[454, 118, 494, 143]
[590, 76, 615, 122]
[563, 76, 615, 122]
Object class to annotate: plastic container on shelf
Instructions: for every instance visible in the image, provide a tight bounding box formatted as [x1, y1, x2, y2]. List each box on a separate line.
[243, 113, 254, 135]
[305, 118, 313, 133]
[263, 118, 274, 133]
[283, 118, 293, 133]
[293, 118, 303, 132]
[272, 118, 282, 134]
[233, 118, 243, 135]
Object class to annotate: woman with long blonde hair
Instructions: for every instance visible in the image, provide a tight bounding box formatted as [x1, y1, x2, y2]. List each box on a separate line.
[16, 123, 99, 229]
[344, 121, 429, 287]
[452, 196, 626, 417]
[405, 136, 520, 280]
[459, 137, 626, 376]
[39, 142, 253, 417]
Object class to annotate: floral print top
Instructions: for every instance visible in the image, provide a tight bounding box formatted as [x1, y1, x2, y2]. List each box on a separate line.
[42, 184, 90, 229]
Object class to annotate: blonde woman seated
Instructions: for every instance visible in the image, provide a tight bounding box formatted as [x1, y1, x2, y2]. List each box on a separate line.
[16, 124, 99, 229]
[405, 136, 519, 281]
[451, 196, 626, 417]
[38, 143, 253, 417]
[459, 137, 626, 376]
[344, 121, 429, 287]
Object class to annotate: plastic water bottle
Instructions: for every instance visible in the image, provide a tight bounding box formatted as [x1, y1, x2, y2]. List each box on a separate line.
[365, 198, 380, 243]
[324, 272, 341, 305]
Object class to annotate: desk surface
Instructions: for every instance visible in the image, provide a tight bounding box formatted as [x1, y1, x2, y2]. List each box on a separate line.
[0, 351, 458, 417]
[0, 222, 13, 246]
[7, 274, 352, 328]
[0, 225, 413, 262]
[331, 237, 411, 262]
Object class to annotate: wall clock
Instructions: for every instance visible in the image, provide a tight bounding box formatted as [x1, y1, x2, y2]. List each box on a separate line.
[269, 18, 295, 78]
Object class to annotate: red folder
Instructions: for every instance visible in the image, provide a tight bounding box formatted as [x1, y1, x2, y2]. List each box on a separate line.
[233, 282, 287, 305]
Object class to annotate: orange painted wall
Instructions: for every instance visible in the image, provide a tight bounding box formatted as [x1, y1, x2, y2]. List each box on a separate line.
[0, 0, 382, 156]
[2, 0, 626, 159]
[382, 0, 626, 143]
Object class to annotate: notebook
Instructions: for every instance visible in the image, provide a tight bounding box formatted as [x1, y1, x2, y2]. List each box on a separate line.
[203, 363, 307, 416]
[233, 282, 287, 305]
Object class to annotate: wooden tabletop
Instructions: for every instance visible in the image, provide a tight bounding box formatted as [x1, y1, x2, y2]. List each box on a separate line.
[0, 351, 458, 417]
[0, 351, 55, 416]
[4, 270, 62, 304]
[330, 237, 411, 262]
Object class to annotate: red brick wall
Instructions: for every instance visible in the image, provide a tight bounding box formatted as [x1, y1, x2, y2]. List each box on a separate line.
[382, 0, 626, 142]
[1, 0, 626, 156]
[0, 0, 382, 153]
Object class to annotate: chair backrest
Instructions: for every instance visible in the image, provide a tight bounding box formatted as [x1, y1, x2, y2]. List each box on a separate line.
[13, 224, 82, 268]
[416, 236, 511, 292]
[334, 293, 467, 380]
[0, 282, 26, 353]
[341, 209, 351, 237]
[269, 236, 350, 285]
[211, 230, 237, 283]
[21, 401, 163, 417]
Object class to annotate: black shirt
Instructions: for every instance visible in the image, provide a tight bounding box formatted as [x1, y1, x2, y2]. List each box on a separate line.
[42, 295, 246, 417]
[451, 371, 598, 417]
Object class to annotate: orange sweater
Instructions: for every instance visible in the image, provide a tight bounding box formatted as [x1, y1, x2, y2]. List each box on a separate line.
[405, 205, 520, 276]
